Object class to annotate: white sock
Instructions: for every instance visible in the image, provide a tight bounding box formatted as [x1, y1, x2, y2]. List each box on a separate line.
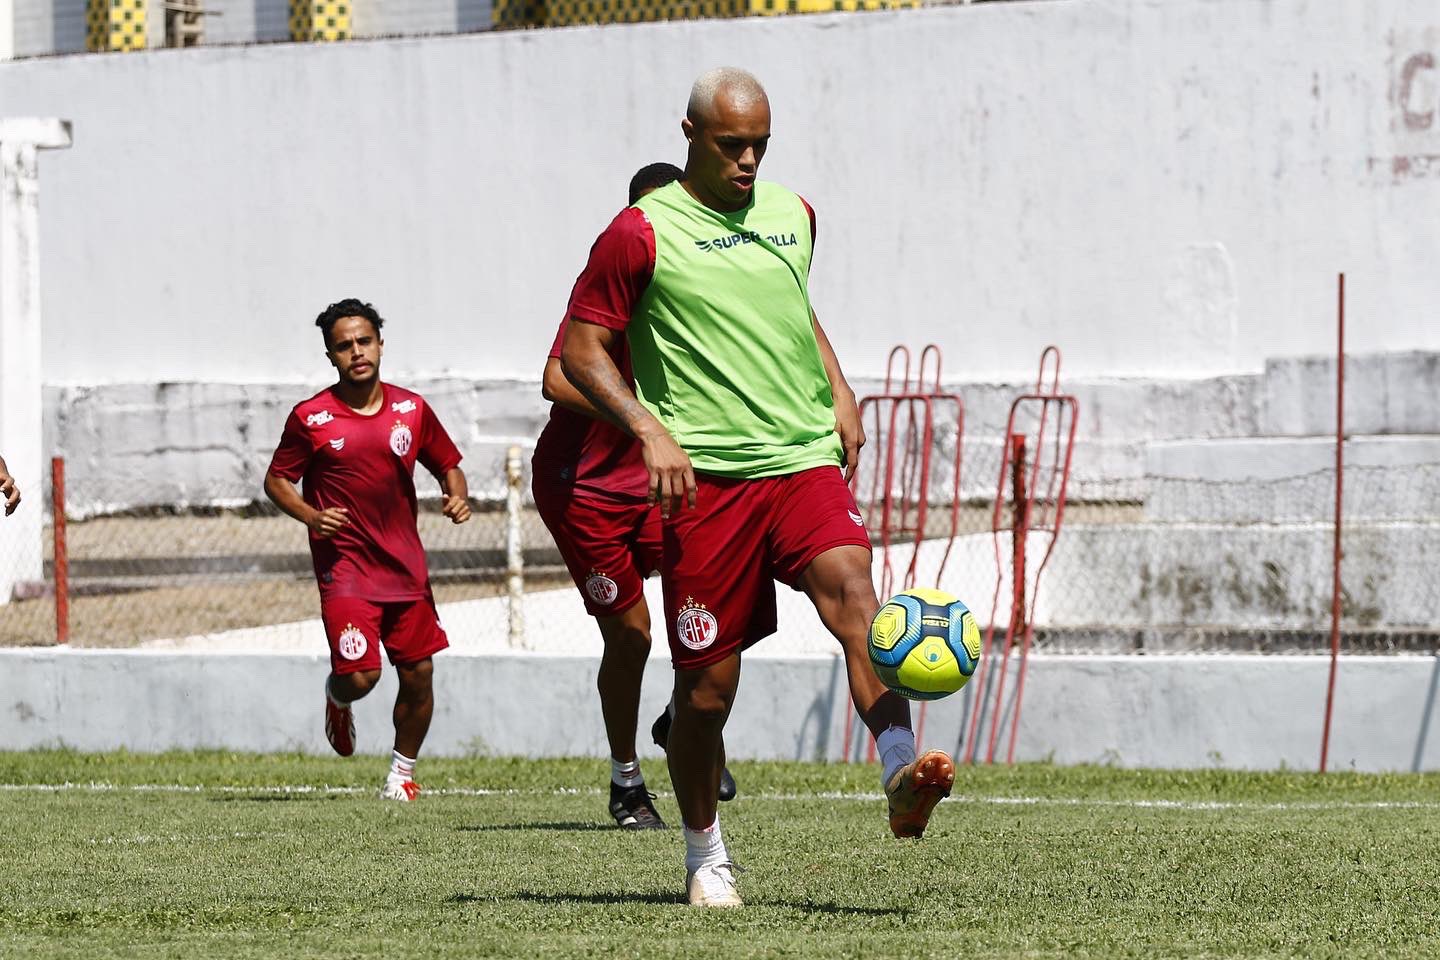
[388, 750, 416, 784]
[876, 725, 917, 790]
[325, 676, 350, 708]
[684, 816, 728, 873]
[611, 756, 644, 789]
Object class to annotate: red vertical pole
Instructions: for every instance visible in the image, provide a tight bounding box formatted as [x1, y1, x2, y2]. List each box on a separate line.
[1320, 274, 1345, 772]
[984, 434, 1027, 764]
[51, 456, 68, 646]
[1011, 434, 1028, 647]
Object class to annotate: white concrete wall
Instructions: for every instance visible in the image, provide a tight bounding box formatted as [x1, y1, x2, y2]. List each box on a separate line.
[0, 0, 1437, 387]
[5, 649, 1440, 772]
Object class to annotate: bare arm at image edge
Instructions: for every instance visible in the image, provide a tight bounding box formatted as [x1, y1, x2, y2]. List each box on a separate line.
[0, 455, 19, 516]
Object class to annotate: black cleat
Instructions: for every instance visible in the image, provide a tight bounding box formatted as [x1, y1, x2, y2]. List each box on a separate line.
[651, 708, 740, 803]
[718, 766, 737, 803]
[609, 782, 666, 830]
[650, 708, 672, 751]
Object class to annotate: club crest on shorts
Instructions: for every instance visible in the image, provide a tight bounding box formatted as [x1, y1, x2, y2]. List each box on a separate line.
[337, 623, 368, 661]
[585, 571, 619, 606]
[389, 420, 413, 457]
[676, 597, 719, 651]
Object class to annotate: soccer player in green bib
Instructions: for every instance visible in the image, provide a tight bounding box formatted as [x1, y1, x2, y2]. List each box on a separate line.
[561, 68, 955, 908]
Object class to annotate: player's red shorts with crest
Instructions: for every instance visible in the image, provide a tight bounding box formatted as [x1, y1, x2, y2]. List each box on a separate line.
[532, 481, 662, 618]
[662, 464, 872, 670]
[320, 591, 449, 675]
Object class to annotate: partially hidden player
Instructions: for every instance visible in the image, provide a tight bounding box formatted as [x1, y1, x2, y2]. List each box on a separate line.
[534, 161, 737, 831]
[0, 454, 19, 516]
[561, 69, 955, 907]
[264, 299, 470, 801]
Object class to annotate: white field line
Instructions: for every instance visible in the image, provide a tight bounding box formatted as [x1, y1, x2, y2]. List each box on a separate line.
[1, 781, 1438, 813]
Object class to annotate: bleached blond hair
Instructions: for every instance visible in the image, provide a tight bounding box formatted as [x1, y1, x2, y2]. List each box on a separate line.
[686, 67, 768, 125]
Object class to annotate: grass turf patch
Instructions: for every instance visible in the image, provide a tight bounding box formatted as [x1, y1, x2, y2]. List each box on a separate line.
[2, 752, 1438, 958]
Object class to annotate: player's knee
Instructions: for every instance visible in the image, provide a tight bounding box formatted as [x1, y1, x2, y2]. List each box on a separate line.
[678, 684, 732, 729]
[599, 612, 652, 660]
[823, 566, 878, 624]
[396, 658, 433, 694]
[336, 668, 382, 699]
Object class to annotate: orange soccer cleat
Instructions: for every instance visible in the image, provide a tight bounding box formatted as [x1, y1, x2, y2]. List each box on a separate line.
[884, 749, 955, 839]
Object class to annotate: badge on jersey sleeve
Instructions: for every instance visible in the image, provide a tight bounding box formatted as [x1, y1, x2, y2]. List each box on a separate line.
[389, 420, 413, 457]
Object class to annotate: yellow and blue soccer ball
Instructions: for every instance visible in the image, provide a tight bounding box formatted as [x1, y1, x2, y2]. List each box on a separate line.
[867, 587, 983, 701]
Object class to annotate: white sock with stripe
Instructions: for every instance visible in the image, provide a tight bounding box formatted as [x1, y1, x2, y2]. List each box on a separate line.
[876, 725, 917, 791]
[611, 756, 644, 789]
[684, 816, 728, 872]
[388, 750, 416, 784]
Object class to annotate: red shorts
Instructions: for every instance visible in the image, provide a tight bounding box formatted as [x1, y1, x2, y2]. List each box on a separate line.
[662, 465, 872, 670]
[533, 481, 661, 618]
[320, 592, 449, 675]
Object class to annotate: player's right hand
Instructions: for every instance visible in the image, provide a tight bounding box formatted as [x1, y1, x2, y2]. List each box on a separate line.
[308, 507, 349, 538]
[638, 428, 696, 519]
[0, 473, 19, 516]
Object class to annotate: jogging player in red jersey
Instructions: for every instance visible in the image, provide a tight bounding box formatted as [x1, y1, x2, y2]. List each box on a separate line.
[264, 299, 470, 802]
[561, 69, 955, 907]
[535, 162, 738, 831]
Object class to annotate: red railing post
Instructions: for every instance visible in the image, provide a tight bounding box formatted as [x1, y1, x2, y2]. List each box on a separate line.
[51, 456, 68, 646]
[1010, 434, 1028, 646]
[1320, 273, 1345, 772]
[984, 434, 1028, 764]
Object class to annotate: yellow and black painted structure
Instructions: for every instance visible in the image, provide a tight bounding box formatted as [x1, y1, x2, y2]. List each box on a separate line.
[289, 0, 351, 41]
[495, 0, 921, 29]
[86, 0, 148, 52]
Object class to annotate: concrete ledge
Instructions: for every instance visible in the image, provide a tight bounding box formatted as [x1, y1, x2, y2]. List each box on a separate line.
[1043, 523, 1439, 629]
[4, 649, 1439, 773]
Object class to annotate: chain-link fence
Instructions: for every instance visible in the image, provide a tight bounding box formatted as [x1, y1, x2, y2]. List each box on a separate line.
[3, 425, 1437, 658]
[0, 451, 565, 650]
[829, 420, 1440, 659]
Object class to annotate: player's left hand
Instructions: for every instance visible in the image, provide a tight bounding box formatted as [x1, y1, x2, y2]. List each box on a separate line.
[0, 472, 19, 516]
[835, 390, 865, 483]
[442, 495, 471, 524]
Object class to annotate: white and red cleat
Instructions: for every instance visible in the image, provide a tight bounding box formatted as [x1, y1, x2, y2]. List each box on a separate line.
[324, 685, 355, 758]
[379, 779, 421, 802]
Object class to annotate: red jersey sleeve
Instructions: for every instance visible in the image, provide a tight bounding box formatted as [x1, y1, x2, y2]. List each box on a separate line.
[799, 195, 817, 244]
[268, 411, 314, 483]
[416, 401, 463, 477]
[565, 207, 656, 331]
[547, 317, 568, 360]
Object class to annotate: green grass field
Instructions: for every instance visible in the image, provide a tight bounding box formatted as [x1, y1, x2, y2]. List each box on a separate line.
[3, 751, 1438, 959]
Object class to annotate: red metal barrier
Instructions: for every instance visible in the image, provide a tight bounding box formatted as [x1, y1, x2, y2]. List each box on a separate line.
[842, 344, 965, 761]
[963, 347, 1078, 765]
[52, 456, 68, 646]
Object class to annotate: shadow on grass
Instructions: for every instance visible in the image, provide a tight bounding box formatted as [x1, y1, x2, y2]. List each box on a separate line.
[456, 821, 611, 832]
[449, 891, 909, 916]
[208, 794, 321, 803]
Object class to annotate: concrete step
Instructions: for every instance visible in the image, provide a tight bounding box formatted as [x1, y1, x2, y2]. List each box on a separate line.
[1040, 523, 1440, 631]
[1262, 351, 1440, 436]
